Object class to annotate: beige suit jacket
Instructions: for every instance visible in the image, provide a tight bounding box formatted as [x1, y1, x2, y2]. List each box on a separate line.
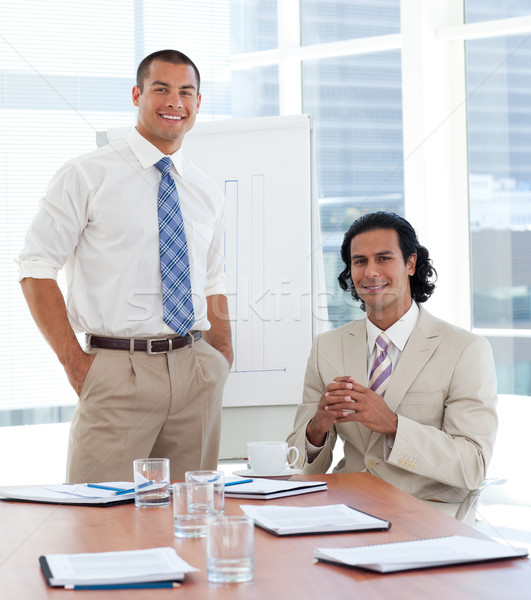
[287, 306, 498, 508]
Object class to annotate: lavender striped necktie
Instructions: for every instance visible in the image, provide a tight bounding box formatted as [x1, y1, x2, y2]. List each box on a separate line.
[155, 157, 194, 336]
[369, 333, 392, 397]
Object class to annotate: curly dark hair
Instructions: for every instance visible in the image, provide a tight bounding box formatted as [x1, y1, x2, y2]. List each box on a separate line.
[338, 211, 437, 311]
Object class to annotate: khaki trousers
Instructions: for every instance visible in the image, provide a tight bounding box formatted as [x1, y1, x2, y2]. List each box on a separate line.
[66, 338, 230, 483]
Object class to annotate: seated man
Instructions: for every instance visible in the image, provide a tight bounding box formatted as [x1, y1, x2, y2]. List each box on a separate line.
[287, 211, 497, 522]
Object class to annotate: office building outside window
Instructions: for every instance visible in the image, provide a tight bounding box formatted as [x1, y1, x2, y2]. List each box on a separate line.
[466, 2, 531, 395]
[302, 50, 404, 327]
[0, 0, 403, 425]
[2, 0, 531, 429]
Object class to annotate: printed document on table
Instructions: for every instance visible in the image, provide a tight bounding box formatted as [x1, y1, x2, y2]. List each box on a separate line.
[40, 547, 198, 587]
[241, 503, 390, 535]
[315, 535, 529, 573]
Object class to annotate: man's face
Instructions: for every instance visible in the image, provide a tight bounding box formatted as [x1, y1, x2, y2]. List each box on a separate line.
[132, 60, 201, 154]
[350, 228, 417, 328]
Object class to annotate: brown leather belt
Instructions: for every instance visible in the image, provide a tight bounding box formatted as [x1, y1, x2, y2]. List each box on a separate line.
[86, 331, 202, 354]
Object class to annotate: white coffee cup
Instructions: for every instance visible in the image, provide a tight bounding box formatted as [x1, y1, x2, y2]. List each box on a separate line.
[247, 441, 300, 475]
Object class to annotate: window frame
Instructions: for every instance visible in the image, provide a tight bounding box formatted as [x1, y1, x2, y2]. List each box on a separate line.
[3, 0, 531, 425]
[232, 0, 531, 399]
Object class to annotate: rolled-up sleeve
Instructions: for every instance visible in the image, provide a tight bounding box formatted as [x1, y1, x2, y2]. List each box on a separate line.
[16, 161, 90, 281]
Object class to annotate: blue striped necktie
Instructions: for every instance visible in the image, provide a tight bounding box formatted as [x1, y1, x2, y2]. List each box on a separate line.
[369, 333, 393, 397]
[154, 157, 194, 336]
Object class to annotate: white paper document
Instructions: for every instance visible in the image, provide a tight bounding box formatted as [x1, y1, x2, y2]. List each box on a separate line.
[40, 547, 198, 587]
[315, 535, 529, 573]
[241, 503, 390, 535]
[224, 478, 327, 499]
[0, 482, 136, 505]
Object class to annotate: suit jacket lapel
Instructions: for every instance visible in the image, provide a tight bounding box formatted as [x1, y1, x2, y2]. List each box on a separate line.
[342, 320, 373, 449]
[366, 307, 442, 453]
[343, 319, 368, 383]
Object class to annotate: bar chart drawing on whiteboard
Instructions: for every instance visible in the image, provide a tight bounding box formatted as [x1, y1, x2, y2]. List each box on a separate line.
[185, 115, 315, 407]
[224, 176, 287, 375]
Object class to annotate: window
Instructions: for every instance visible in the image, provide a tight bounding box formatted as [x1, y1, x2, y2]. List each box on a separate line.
[231, 0, 278, 53]
[466, 15, 531, 395]
[301, 0, 400, 44]
[302, 50, 404, 327]
[465, 0, 531, 23]
[1, 0, 140, 425]
[0, 0, 238, 425]
[3, 0, 531, 434]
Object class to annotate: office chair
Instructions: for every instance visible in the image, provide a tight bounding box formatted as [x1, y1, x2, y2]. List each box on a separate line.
[456, 478, 507, 526]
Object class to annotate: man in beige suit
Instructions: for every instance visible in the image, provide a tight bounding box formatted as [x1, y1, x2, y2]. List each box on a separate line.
[287, 211, 497, 521]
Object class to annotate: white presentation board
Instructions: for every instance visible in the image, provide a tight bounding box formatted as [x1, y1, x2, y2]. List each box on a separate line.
[100, 115, 316, 407]
[185, 115, 315, 407]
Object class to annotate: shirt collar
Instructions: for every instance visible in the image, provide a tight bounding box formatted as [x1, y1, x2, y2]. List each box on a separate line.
[127, 128, 184, 178]
[366, 301, 419, 352]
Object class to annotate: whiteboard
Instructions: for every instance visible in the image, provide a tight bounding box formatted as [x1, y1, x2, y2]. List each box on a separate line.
[99, 115, 316, 407]
[185, 115, 315, 407]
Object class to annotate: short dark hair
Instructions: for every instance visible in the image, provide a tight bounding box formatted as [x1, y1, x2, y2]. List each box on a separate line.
[136, 49, 201, 94]
[338, 211, 437, 310]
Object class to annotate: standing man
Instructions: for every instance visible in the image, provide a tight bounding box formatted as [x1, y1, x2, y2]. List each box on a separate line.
[287, 211, 497, 521]
[17, 49, 233, 483]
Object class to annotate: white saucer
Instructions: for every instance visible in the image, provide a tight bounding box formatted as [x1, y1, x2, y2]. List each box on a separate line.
[232, 468, 303, 478]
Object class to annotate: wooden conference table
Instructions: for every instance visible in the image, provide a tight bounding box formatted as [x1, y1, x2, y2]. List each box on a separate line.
[1, 472, 529, 599]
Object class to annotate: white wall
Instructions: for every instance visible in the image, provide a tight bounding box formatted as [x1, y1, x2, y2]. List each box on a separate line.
[0, 405, 297, 486]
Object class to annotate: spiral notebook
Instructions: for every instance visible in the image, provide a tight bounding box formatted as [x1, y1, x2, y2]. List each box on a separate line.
[315, 535, 528, 573]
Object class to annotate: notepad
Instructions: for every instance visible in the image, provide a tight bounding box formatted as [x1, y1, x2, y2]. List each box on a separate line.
[0, 482, 136, 506]
[40, 547, 198, 589]
[224, 478, 327, 500]
[314, 535, 529, 573]
[241, 503, 391, 536]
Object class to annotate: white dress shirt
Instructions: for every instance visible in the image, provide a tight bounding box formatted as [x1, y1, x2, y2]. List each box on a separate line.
[365, 301, 419, 378]
[17, 128, 226, 337]
[306, 302, 420, 457]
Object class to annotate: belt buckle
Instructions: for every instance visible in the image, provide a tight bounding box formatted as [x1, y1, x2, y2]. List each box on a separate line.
[146, 337, 170, 354]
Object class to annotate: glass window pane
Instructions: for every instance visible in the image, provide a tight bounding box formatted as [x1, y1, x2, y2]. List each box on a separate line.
[231, 0, 278, 54]
[0, 0, 140, 417]
[0, 0, 275, 424]
[231, 66, 279, 118]
[487, 337, 531, 395]
[303, 51, 404, 328]
[467, 35, 531, 332]
[465, 1, 531, 23]
[0, 0, 136, 76]
[301, 0, 400, 45]
[143, 0, 232, 120]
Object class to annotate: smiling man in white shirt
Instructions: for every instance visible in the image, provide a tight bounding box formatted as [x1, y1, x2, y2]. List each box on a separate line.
[17, 50, 233, 483]
[287, 211, 498, 522]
